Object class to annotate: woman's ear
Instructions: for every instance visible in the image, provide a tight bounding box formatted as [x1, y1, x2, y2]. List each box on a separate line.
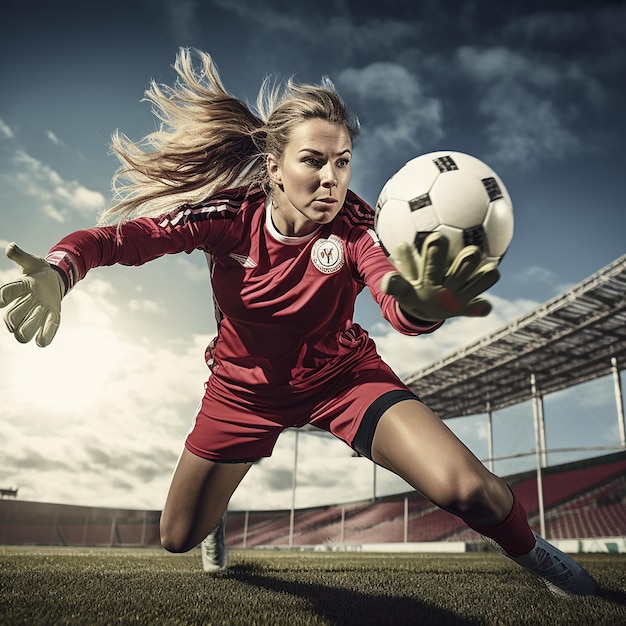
[267, 154, 282, 184]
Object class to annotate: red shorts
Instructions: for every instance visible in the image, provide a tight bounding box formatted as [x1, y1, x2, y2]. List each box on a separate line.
[185, 356, 417, 462]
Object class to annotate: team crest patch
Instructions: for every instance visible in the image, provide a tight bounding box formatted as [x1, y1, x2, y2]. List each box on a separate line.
[311, 235, 345, 274]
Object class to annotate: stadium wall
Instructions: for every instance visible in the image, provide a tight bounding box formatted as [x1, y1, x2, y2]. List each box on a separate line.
[0, 500, 161, 547]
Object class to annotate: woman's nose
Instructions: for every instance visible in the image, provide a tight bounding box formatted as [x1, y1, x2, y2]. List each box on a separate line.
[320, 163, 337, 187]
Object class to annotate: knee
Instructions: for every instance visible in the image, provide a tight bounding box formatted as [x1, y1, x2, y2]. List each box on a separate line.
[442, 480, 484, 517]
[161, 537, 190, 554]
[159, 525, 176, 551]
[439, 473, 504, 522]
[160, 522, 195, 554]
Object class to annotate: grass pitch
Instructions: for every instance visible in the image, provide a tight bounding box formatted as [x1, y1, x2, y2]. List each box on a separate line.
[1, 547, 625, 625]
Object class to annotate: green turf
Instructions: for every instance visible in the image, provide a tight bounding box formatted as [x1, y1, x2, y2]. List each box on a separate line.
[0, 547, 625, 625]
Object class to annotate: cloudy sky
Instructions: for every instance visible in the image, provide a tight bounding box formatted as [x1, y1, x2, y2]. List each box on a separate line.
[1, 0, 625, 513]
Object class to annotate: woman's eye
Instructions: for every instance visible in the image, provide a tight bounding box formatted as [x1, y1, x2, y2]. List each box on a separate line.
[304, 157, 321, 167]
[337, 159, 350, 168]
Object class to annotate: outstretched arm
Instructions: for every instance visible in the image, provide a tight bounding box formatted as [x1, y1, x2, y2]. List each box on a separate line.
[1, 216, 209, 346]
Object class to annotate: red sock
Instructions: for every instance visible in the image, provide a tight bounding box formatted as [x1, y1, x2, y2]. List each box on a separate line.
[465, 496, 536, 556]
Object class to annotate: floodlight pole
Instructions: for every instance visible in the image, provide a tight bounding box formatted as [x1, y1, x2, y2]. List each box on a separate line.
[404, 496, 409, 543]
[530, 372, 546, 538]
[242, 510, 249, 548]
[289, 430, 299, 548]
[486, 400, 494, 472]
[340, 506, 345, 544]
[372, 462, 377, 502]
[611, 357, 626, 447]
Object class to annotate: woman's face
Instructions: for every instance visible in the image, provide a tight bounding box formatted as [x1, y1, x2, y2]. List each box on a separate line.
[268, 118, 352, 237]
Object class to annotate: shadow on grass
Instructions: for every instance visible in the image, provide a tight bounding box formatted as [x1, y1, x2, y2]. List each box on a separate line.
[599, 585, 626, 607]
[226, 563, 479, 625]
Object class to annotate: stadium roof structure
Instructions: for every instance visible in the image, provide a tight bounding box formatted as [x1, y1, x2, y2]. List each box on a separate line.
[403, 253, 626, 420]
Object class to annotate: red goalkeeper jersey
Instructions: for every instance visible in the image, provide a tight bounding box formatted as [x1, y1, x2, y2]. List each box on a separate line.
[46, 187, 441, 393]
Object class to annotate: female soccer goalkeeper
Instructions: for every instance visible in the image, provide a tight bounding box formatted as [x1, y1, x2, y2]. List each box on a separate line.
[0, 48, 596, 597]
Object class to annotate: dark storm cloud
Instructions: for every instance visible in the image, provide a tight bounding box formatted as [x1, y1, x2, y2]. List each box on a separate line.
[9, 448, 75, 473]
[82, 444, 180, 483]
[263, 467, 295, 492]
[162, 0, 625, 201]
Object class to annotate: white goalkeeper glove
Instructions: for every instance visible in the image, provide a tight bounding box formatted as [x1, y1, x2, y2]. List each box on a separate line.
[381, 232, 500, 323]
[0, 242, 65, 347]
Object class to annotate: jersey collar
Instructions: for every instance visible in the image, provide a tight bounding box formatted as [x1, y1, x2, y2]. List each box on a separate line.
[264, 197, 322, 245]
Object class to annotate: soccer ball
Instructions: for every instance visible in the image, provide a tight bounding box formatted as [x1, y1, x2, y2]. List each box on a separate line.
[374, 151, 514, 268]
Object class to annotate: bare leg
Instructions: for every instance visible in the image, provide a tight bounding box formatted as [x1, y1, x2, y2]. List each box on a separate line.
[371, 399, 513, 524]
[160, 448, 253, 553]
[371, 399, 600, 596]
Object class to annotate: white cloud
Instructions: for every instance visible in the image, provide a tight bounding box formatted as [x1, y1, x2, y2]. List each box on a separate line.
[45, 130, 65, 147]
[514, 265, 573, 295]
[128, 298, 166, 315]
[230, 432, 380, 511]
[0, 274, 212, 509]
[0, 265, 22, 289]
[337, 62, 443, 190]
[372, 294, 539, 376]
[0, 118, 14, 139]
[40, 203, 66, 223]
[515, 264, 559, 286]
[1, 146, 105, 223]
[175, 255, 212, 283]
[338, 63, 443, 152]
[57, 183, 105, 214]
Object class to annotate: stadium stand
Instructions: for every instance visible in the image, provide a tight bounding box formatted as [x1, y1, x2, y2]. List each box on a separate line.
[4, 452, 622, 548]
[223, 451, 626, 548]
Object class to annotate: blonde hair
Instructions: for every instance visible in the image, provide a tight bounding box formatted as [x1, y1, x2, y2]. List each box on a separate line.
[100, 48, 359, 224]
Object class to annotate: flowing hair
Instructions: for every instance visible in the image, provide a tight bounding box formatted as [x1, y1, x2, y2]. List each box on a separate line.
[100, 48, 359, 224]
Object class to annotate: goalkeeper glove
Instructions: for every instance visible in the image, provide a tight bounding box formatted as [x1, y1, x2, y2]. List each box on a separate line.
[0, 243, 65, 347]
[381, 232, 500, 323]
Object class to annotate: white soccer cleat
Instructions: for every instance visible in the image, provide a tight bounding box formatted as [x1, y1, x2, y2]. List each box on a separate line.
[483, 532, 599, 597]
[201, 515, 227, 572]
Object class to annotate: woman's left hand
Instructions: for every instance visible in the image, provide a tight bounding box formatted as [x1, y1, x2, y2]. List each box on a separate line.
[381, 232, 500, 322]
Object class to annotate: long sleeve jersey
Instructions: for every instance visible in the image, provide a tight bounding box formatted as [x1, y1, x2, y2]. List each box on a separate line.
[46, 187, 442, 393]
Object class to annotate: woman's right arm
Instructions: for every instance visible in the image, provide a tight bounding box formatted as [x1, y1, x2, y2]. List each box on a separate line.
[1, 187, 256, 346]
[0, 210, 223, 346]
[44, 215, 210, 292]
